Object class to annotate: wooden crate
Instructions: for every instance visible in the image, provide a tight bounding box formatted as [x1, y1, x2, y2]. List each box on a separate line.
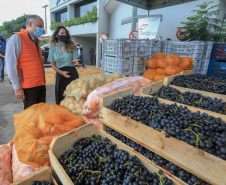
[141, 81, 226, 112]
[163, 70, 193, 85]
[99, 88, 226, 185]
[163, 71, 226, 100]
[12, 165, 58, 185]
[49, 123, 185, 185]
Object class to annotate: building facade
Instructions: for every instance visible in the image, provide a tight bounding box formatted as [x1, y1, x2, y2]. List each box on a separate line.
[48, 0, 226, 67]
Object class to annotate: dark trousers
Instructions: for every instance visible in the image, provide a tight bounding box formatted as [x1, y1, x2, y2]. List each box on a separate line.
[23, 85, 46, 110]
[90, 57, 94, 65]
[79, 55, 85, 68]
[0, 58, 4, 80]
[55, 66, 79, 105]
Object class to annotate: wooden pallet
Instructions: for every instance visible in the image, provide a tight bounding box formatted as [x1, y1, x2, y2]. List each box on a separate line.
[99, 88, 226, 185]
[12, 165, 58, 185]
[141, 81, 226, 111]
[49, 123, 185, 185]
[163, 70, 193, 85]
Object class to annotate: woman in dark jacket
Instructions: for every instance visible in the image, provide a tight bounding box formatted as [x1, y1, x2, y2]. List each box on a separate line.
[89, 48, 94, 65]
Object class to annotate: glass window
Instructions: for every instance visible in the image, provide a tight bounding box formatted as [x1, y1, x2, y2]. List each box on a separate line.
[61, 12, 67, 22]
[80, 1, 97, 17]
[56, 8, 67, 22]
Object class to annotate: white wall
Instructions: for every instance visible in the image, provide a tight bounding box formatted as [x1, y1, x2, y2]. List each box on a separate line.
[96, 0, 109, 67]
[108, 0, 223, 41]
[108, 3, 133, 39]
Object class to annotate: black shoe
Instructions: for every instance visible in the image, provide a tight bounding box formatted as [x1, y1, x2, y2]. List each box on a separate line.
[0, 79, 3, 82]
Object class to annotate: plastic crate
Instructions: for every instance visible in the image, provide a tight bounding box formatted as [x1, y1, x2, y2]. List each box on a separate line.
[167, 41, 205, 58]
[193, 58, 202, 69]
[102, 39, 118, 56]
[147, 40, 162, 57]
[103, 39, 136, 57]
[133, 39, 150, 56]
[207, 59, 226, 78]
[102, 56, 133, 75]
[203, 42, 214, 59]
[199, 66, 209, 75]
[133, 56, 147, 73]
[210, 43, 226, 60]
[161, 41, 172, 55]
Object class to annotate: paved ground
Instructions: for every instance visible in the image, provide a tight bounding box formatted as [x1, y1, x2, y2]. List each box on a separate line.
[0, 65, 98, 145]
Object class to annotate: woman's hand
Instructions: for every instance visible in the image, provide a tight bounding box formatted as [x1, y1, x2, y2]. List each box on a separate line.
[61, 71, 71, 78]
[73, 59, 80, 66]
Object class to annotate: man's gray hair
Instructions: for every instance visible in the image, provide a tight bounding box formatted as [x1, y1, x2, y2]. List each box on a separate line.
[26, 15, 43, 27]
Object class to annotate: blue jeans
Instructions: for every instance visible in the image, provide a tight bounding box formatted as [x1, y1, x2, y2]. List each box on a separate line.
[79, 55, 85, 68]
[0, 58, 4, 80]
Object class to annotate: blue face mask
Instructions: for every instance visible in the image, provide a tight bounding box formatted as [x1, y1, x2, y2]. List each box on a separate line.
[33, 25, 43, 37]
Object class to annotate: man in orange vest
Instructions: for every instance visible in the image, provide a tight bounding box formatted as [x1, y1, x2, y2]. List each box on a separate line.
[5, 15, 46, 109]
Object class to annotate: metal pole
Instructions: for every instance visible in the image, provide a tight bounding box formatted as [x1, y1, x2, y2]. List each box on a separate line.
[42, 5, 48, 34]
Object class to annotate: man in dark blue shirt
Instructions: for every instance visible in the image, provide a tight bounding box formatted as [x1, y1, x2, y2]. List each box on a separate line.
[0, 34, 6, 82]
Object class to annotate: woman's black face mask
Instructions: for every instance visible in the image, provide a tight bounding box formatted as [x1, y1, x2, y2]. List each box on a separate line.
[0, 38, 5, 42]
[57, 35, 67, 42]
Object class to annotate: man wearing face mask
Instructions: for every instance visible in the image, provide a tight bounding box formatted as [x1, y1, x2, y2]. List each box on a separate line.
[5, 15, 46, 109]
[0, 34, 6, 82]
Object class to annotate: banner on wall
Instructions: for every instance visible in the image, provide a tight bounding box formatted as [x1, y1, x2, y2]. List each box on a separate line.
[138, 17, 161, 39]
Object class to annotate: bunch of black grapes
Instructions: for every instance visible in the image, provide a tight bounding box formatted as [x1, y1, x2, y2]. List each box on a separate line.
[32, 181, 53, 185]
[108, 95, 226, 160]
[169, 74, 226, 95]
[58, 135, 173, 185]
[107, 127, 209, 185]
[151, 85, 226, 115]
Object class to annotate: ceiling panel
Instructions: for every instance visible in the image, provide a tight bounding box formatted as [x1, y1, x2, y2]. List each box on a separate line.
[115, 0, 197, 10]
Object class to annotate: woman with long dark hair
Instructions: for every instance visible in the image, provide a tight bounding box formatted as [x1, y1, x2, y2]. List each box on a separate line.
[47, 26, 80, 104]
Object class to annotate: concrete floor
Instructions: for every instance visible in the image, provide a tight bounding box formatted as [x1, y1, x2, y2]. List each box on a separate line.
[0, 67, 54, 145]
[0, 64, 98, 145]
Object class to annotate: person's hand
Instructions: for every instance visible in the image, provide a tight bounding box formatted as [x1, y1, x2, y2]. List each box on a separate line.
[61, 71, 71, 78]
[15, 89, 25, 100]
[80, 45, 82, 48]
[73, 59, 80, 66]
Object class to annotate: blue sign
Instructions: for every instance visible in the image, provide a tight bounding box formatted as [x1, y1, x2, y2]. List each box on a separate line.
[56, 0, 60, 5]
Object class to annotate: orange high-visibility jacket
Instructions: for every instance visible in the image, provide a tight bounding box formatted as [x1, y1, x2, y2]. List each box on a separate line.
[15, 29, 45, 89]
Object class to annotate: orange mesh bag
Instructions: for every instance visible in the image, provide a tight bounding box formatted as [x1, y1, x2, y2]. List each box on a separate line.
[12, 144, 39, 182]
[0, 141, 13, 185]
[13, 103, 86, 168]
[82, 76, 152, 118]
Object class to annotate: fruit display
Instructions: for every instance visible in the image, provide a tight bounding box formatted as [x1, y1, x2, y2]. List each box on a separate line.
[13, 103, 86, 167]
[60, 96, 86, 116]
[169, 74, 226, 95]
[0, 143, 12, 185]
[82, 76, 152, 118]
[142, 52, 194, 82]
[32, 180, 53, 185]
[107, 95, 226, 161]
[107, 127, 209, 185]
[58, 135, 174, 185]
[151, 85, 226, 115]
[64, 73, 125, 100]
